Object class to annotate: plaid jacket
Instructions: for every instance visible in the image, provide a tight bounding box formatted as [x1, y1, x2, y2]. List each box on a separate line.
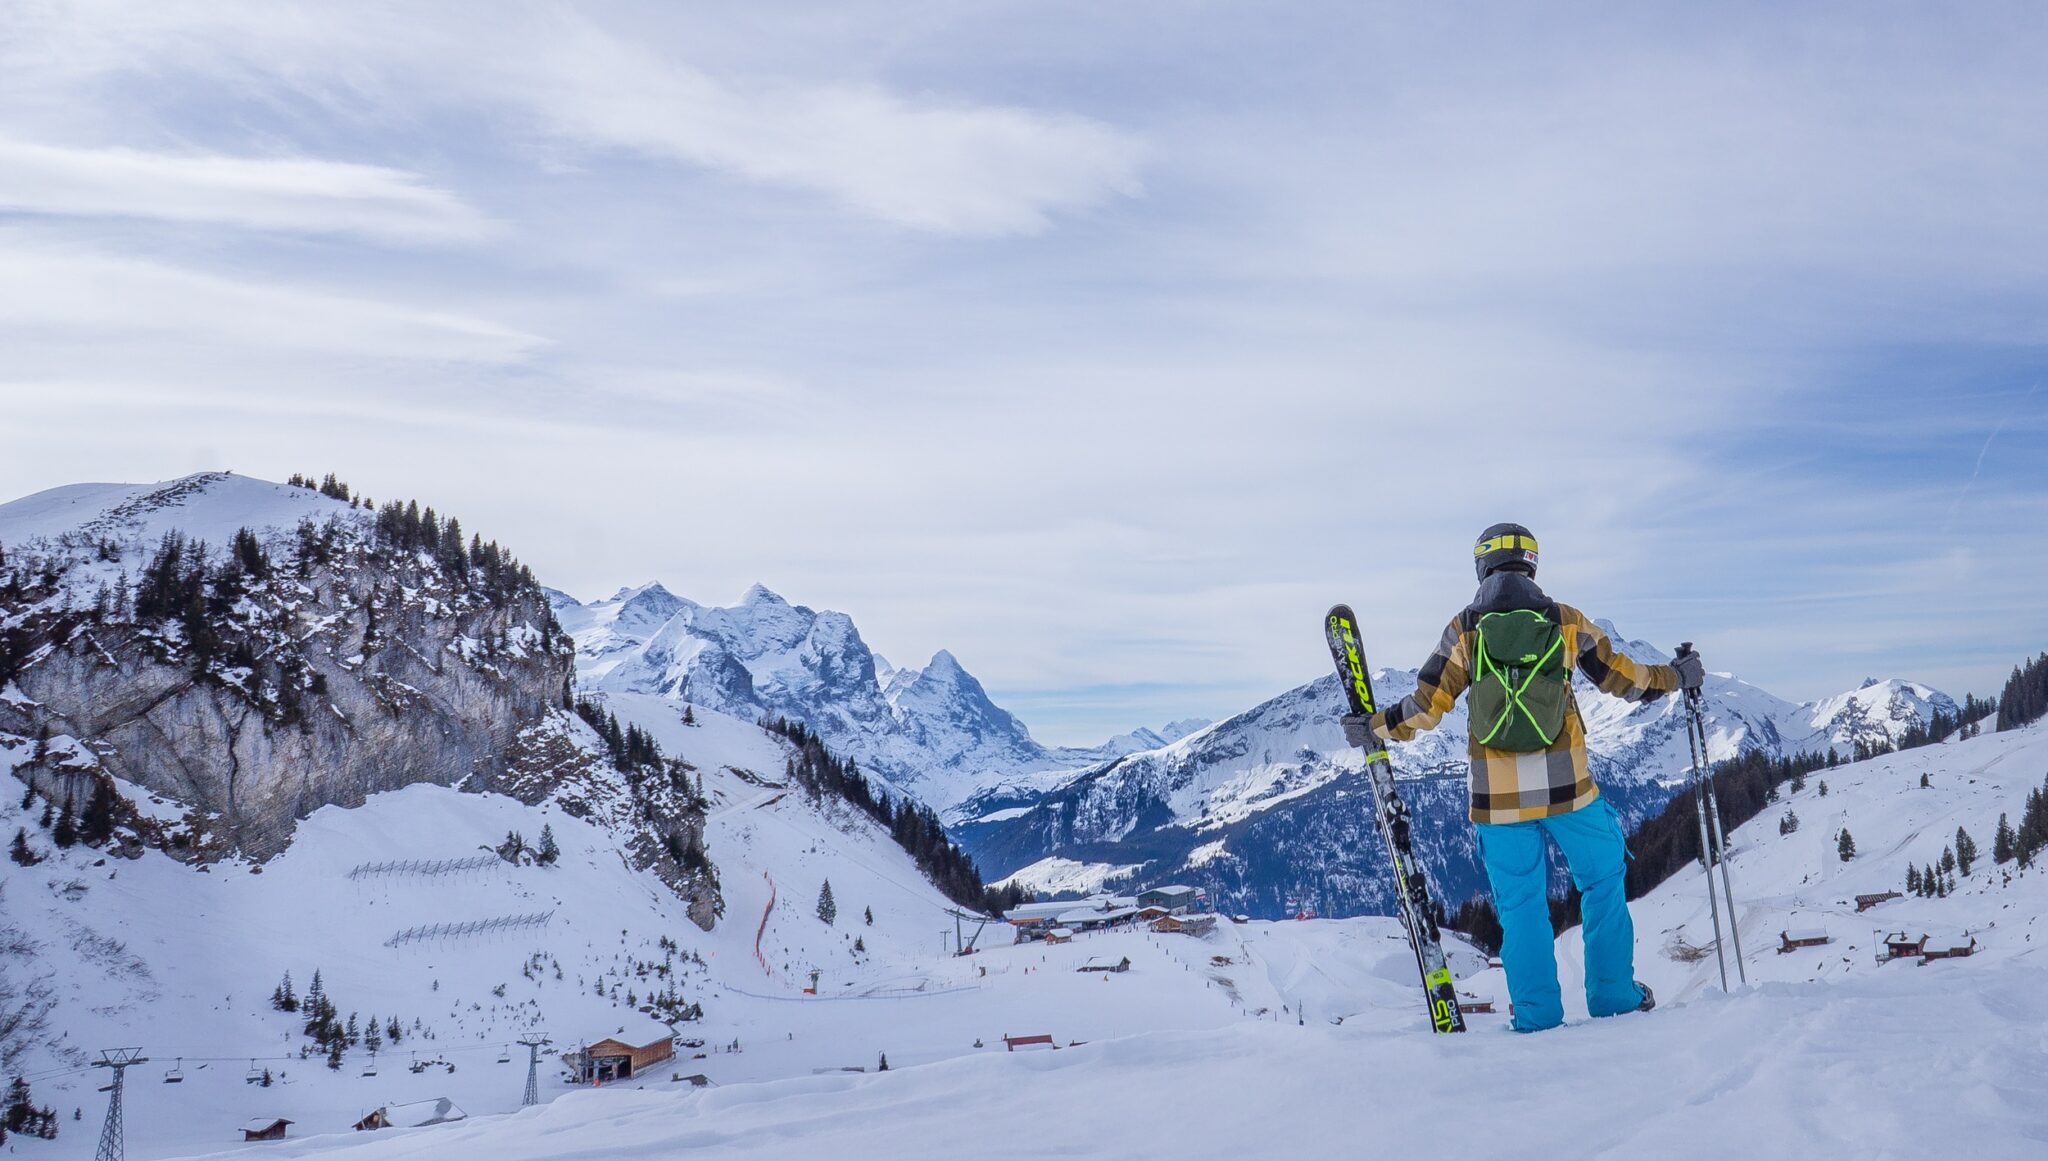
[1370, 575, 1679, 825]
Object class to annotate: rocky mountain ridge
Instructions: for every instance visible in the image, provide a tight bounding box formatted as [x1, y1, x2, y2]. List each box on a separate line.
[549, 582, 1200, 814]
[0, 473, 713, 925]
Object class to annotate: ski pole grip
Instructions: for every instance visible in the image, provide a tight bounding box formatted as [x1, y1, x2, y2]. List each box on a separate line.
[1678, 641, 1693, 656]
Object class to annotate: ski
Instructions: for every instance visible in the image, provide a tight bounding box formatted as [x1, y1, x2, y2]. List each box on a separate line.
[1324, 604, 1467, 1034]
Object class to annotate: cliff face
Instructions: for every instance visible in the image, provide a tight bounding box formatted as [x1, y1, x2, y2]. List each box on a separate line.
[0, 474, 566, 859]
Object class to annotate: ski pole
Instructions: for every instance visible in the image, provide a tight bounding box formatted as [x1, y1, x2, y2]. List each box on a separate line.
[1680, 644, 1730, 992]
[1691, 689, 1749, 985]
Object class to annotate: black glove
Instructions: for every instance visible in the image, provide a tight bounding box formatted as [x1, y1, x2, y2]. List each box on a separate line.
[1341, 712, 1378, 748]
[1671, 645, 1705, 691]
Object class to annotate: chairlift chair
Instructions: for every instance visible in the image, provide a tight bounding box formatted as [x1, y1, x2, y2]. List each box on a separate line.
[245, 1060, 264, 1084]
[163, 1058, 185, 1084]
[497, 1047, 512, 1064]
[361, 1054, 378, 1078]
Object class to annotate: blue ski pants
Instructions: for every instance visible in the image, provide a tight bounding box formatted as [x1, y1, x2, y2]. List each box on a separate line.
[1475, 797, 1646, 1032]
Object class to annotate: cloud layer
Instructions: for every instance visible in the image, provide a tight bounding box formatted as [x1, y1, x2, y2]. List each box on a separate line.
[0, 2, 2044, 742]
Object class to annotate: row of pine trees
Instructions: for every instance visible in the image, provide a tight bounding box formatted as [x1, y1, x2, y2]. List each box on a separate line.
[763, 717, 1030, 916]
[270, 970, 415, 1071]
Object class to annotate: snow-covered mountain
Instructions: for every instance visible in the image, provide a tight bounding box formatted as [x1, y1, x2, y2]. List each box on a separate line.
[966, 622, 1956, 917]
[550, 583, 1192, 813]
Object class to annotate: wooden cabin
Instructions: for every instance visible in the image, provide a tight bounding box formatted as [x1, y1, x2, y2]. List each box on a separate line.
[1003, 1033, 1056, 1051]
[575, 1017, 677, 1082]
[1882, 932, 1929, 960]
[1457, 993, 1497, 1014]
[241, 1118, 292, 1142]
[1920, 936, 1979, 963]
[1854, 891, 1903, 913]
[1078, 956, 1132, 974]
[1778, 928, 1831, 954]
[1152, 913, 1218, 936]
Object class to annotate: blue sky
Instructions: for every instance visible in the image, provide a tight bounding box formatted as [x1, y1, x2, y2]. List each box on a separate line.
[1, 2, 2045, 743]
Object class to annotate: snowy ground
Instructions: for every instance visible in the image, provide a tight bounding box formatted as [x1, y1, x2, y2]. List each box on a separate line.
[11, 704, 2048, 1159]
[168, 958, 2048, 1161]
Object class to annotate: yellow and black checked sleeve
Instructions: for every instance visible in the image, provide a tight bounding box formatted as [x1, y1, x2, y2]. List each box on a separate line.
[1371, 616, 1471, 741]
[1562, 606, 1679, 703]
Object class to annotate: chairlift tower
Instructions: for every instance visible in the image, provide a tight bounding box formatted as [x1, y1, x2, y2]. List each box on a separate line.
[517, 1036, 552, 1107]
[93, 1048, 148, 1161]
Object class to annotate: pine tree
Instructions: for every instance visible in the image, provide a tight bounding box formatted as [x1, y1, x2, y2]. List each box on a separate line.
[864, 906, 874, 926]
[1940, 846, 1957, 877]
[1956, 827, 1978, 876]
[877, 1052, 889, 1072]
[1906, 864, 1921, 894]
[365, 1015, 382, 1055]
[1818, 780, 1829, 797]
[682, 704, 696, 726]
[1778, 811, 1799, 836]
[326, 1036, 345, 1070]
[345, 1012, 360, 1048]
[1919, 772, 1931, 788]
[1837, 828, 1856, 862]
[1994, 814, 2015, 865]
[4, 1076, 32, 1134]
[817, 879, 837, 925]
[537, 825, 560, 867]
[50, 800, 76, 849]
[8, 829, 36, 867]
[272, 971, 297, 1013]
[79, 779, 116, 846]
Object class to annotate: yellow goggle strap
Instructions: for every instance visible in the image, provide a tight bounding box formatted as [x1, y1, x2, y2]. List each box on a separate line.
[1474, 534, 1539, 557]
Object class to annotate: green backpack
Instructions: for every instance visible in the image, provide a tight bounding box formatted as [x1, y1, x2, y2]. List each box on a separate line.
[1468, 609, 1569, 752]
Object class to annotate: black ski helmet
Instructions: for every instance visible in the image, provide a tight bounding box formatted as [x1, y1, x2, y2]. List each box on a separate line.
[1474, 523, 1539, 581]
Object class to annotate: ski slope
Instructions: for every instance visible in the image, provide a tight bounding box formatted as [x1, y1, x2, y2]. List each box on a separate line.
[110, 718, 2048, 1160]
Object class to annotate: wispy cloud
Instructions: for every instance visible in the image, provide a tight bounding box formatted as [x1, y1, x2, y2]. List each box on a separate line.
[0, 244, 542, 363]
[510, 19, 1144, 237]
[0, 137, 492, 244]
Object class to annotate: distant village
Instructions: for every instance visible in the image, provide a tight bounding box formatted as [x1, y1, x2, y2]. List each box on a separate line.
[1002, 883, 1219, 943]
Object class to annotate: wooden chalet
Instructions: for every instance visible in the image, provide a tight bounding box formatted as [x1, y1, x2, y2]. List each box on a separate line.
[1920, 935, 1979, 963]
[241, 1118, 292, 1142]
[1152, 913, 1217, 936]
[1078, 955, 1132, 974]
[1778, 928, 1831, 954]
[1457, 993, 1496, 1014]
[1854, 891, 1903, 913]
[1003, 1033, 1056, 1051]
[1881, 932, 1929, 961]
[574, 1017, 677, 1082]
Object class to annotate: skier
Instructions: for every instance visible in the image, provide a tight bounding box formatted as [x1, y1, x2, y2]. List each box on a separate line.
[1342, 523, 1704, 1032]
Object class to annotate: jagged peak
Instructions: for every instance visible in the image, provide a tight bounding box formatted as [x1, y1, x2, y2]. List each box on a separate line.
[740, 582, 787, 607]
[608, 580, 678, 604]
